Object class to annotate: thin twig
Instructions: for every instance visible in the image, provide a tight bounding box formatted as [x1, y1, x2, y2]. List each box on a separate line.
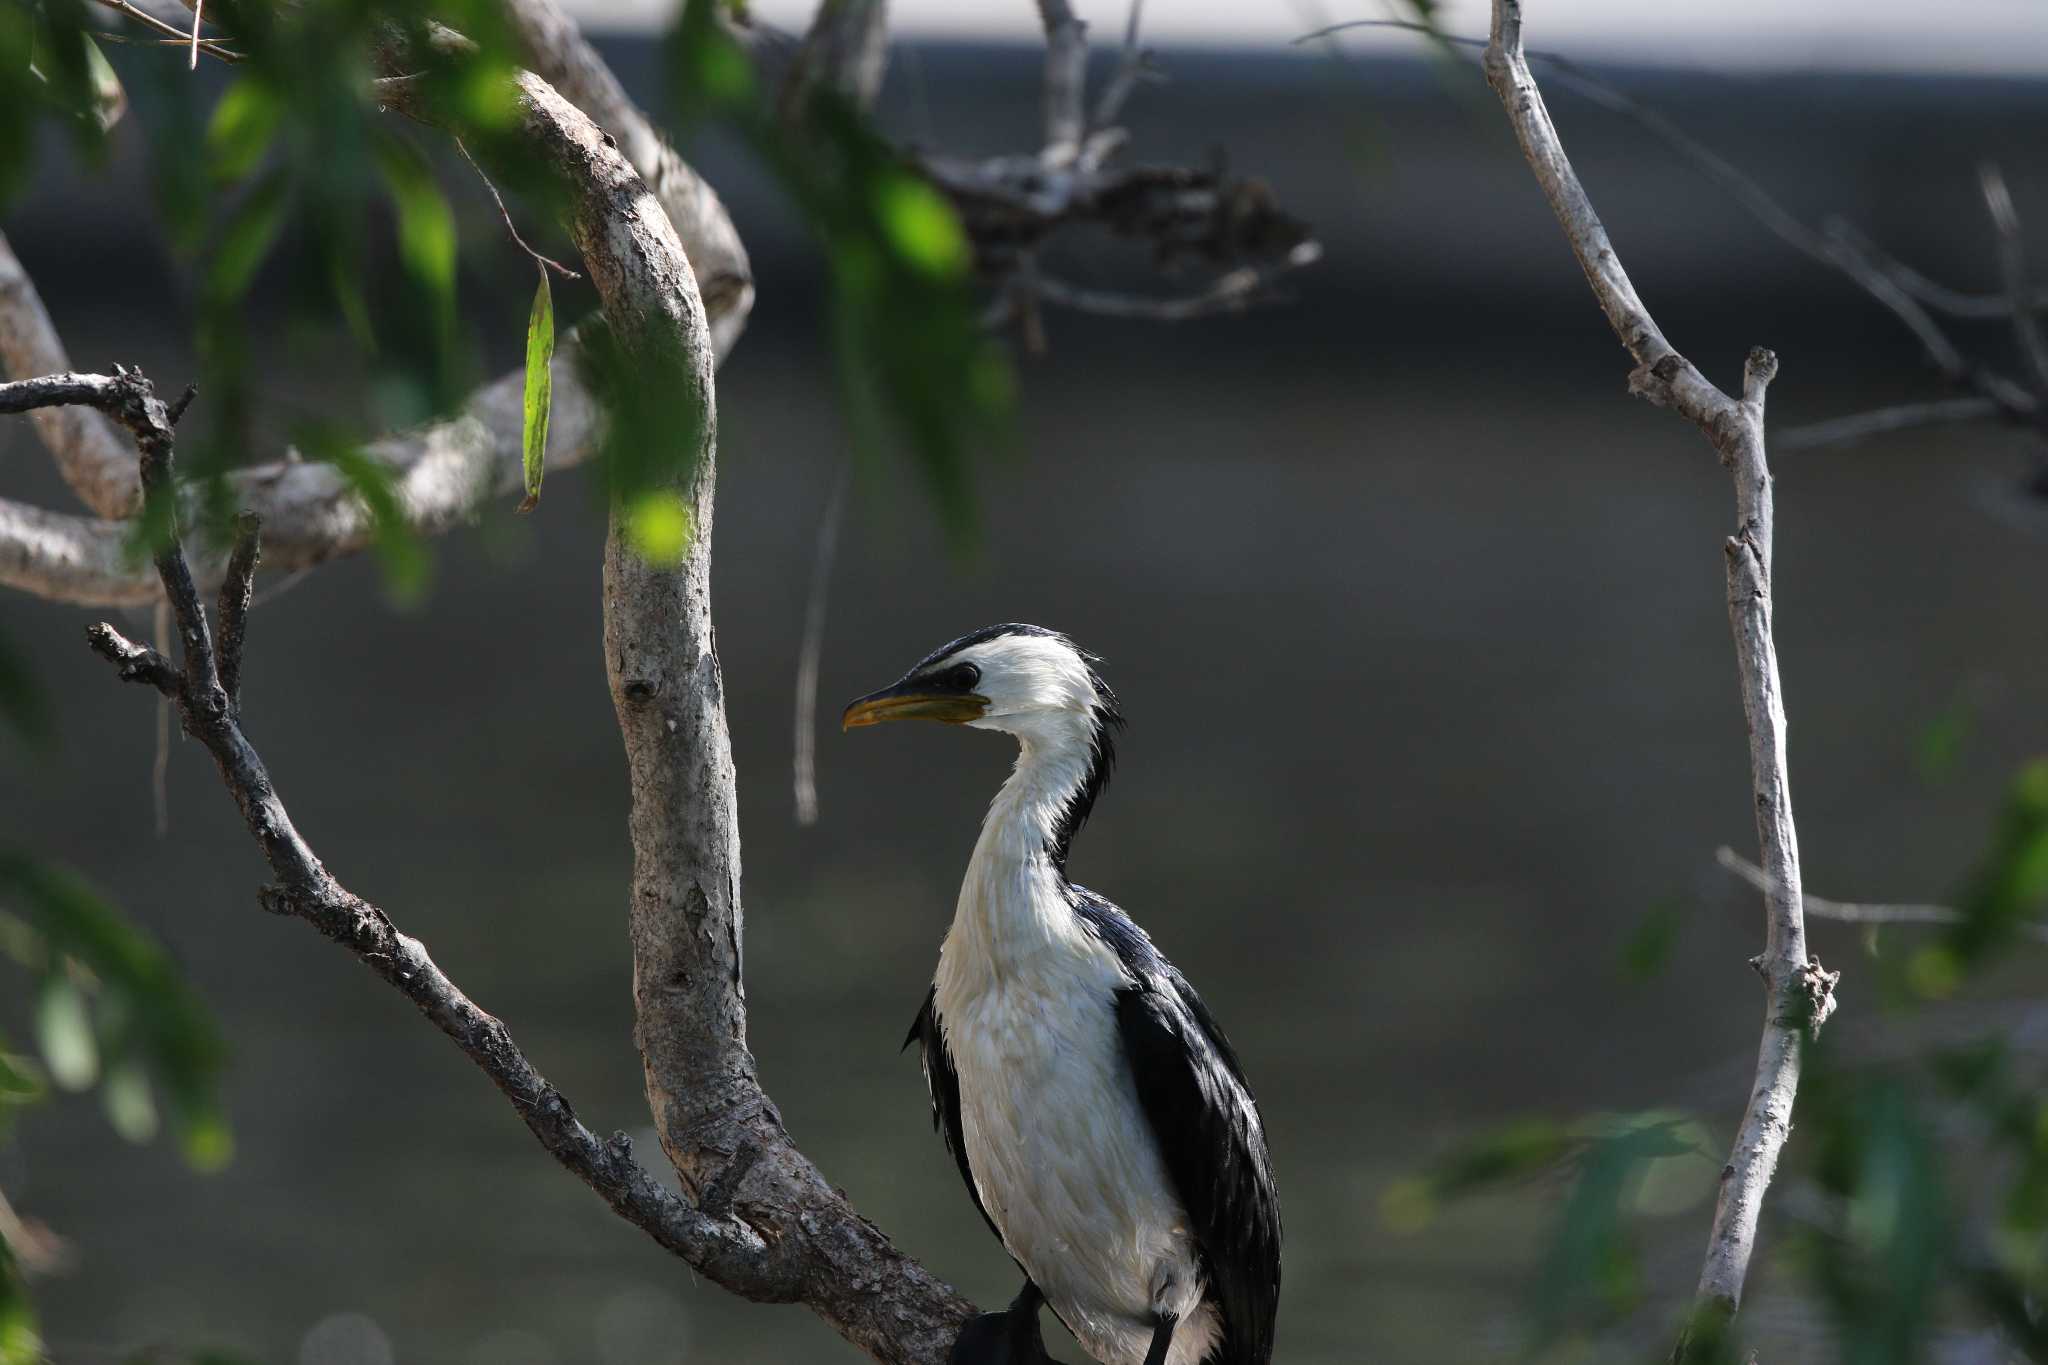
[1473, 5, 1834, 1359]
[1030, 241, 1322, 322]
[1035, 0, 1089, 164]
[1088, 0, 1154, 139]
[792, 463, 848, 827]
[214, 509, 260, 704]
[454, 137, 580, 280]
[85, 0, 239, 63]
[1301, 18, 2042, 433]
[1775, 397, 2002, 452]
[187, 0, 201, 69]
[1980, 164, 2048, 397]
[1824, 218, 2048, 322]
[1715, 846, 2048, 944]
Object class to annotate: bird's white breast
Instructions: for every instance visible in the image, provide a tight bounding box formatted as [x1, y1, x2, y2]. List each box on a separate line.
[934, 865, 1221, 1365]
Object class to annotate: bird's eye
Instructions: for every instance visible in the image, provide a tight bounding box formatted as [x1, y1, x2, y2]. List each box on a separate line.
[949, 663, 981, 690]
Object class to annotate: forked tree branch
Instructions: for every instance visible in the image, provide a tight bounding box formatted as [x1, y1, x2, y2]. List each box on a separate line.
[47, 367, 774, 1288]
[27, 56, 975, 1365]
[496, 0, 756, 360]
[1476, 3, 1838, 1358]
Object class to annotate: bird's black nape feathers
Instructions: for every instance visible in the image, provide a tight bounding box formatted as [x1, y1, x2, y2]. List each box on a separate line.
[913, 624, 1124, 872]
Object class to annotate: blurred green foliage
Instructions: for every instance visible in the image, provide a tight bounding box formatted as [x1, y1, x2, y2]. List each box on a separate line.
[668, 0, 1011, 541]
[0, 851, 232, 1362]
[1395, 755, 2048, 1361]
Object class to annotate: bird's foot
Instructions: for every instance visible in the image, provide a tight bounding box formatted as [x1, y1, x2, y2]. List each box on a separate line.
[950, 1283, 1063, 1365]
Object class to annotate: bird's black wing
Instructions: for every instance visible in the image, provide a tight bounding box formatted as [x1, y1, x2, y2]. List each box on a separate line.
[1072, 889, 1282, 1365]
[904, 986, 1002, 1245]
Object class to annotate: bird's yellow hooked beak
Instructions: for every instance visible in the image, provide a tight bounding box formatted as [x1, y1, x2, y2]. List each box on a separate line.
[841, 685, 988, 731]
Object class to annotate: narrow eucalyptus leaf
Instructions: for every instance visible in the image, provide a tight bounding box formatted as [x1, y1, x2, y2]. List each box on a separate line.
[518, 266, 555, 514]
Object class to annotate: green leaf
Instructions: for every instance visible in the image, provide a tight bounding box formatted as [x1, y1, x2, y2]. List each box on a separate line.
[0, 854, 230, 1168]
[875, 174, 969, 279]
[0, 1229, 41, 1365]
[374, 134, 457, 309]
[205, 170, 292, 305]
[205, 78, 282, 183]
[0, 1047, 43, 1106]
[319, 444, 430, 605]
[1619, 898, 1684, 982]
[518, 266, 554, 514]
[34, 974, 96, 1092]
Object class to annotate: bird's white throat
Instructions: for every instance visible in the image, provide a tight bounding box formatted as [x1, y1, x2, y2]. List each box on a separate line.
[945, 716, 1102, 976]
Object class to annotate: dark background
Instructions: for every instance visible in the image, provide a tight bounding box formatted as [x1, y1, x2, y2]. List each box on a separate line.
[4, 32, 2047, 1365]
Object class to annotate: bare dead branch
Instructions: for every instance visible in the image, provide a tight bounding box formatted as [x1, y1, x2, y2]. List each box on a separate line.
[1825, 217, 2048, 320]
[1714, 846, 2048, 945]
[213, 510, 260, 705]
[79, 485, 768, 1292]
[85, 0, 240, 64]
[1088, 0, 1153, 140]
[1775, 397, 2001, 452]
[1304, 19, 2043, 443]
[1980, 164, 2048, 397]
[1025, 240, 1322, 321]
[1035, 0, 1088, 164]
[1475, 4, 1834, 1357]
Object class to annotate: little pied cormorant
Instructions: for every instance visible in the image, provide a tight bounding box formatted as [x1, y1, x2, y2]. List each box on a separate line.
[843, 624, 1281, 1365]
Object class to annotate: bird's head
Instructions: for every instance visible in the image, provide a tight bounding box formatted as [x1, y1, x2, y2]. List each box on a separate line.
[841, 623, 1121, 751]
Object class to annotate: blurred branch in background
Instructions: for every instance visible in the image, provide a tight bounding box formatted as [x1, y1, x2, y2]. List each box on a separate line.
[928, 0, 1320, 346]
[1472, 2, 1837, 1360]
[1302, 15, 2048, 490]
[1715, 846, 2048, 946]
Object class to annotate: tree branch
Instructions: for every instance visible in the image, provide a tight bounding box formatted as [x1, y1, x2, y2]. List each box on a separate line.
[0, 237, 145, 517]
[1714, 846, 2048, 945]
[1035, 0, 1088, 163]
[913, 0, 1314, 345]
[779, 0, 892, 119]
[1475, 4, 1836, 1357]
[1980, 163, 2048, 399]
[1774, 397, 2001, 452]
[38, 366, 761, 1281]
[0, 2, 762, 600]
[496, 0, 755, 361]
[46, 55, 975, 1365]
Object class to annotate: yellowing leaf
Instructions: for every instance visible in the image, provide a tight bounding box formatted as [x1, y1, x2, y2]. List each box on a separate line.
[626, 491, 693, 566]
[518, 266, 554, 514]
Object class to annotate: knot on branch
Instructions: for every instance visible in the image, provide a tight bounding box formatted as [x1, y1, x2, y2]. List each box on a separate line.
[1795, 956, 1841, 1032]
[1627, 352, 1690, 408]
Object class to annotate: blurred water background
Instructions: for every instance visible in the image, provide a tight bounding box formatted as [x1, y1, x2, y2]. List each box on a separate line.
[3, 30, 2047, 1365]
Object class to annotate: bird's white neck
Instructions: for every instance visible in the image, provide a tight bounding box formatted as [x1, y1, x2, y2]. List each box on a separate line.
[946, 719, 1100, 973]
